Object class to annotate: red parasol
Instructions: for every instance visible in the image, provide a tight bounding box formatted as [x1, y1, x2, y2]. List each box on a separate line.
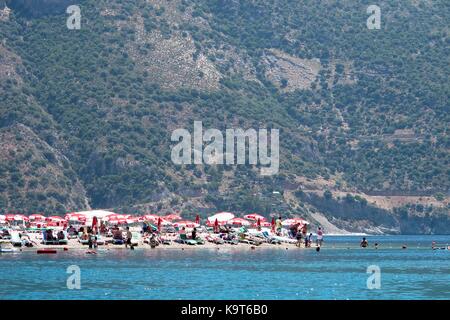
[92, 216, 98, 233]
[163, 214, 182, 221]
[227, 217, 251, 226]
[244, 213, 266, 222]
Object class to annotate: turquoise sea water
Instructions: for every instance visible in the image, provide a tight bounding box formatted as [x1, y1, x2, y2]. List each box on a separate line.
[0, 235, 449, 300]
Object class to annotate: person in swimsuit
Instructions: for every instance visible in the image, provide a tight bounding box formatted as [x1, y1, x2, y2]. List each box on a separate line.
[360, 237, 369, 248]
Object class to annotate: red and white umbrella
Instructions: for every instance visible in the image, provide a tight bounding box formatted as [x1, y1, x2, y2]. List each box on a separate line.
[206, 219, 227, 227]
[126, 217, 141, 224]
[67, 213, 87, 222]
[163, 214, 182, 221]
[104, 214, 130, 221]
[244, 213, 266, 221]
[281, 218, 309, 227]
[207, 212, 234, 224]
[142, 214, 160, 222]
[173, 220, 199, 228]
[46, 216, 65, 222]
[29, 214, 46, 221]
[107, 218, 128, 225]
[6, 214, 28, 221]
[227, 217, 251, 226]
[260, 221, 272, 227]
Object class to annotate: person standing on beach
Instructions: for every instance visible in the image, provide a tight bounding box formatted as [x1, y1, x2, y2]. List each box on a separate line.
[125, 227, 132, 249]
[308, 233, 313, 247]
[316, 227, 324, 247]
[192, 227, 197, 240]
[296, 229, 302, 247]
[275, 216, 282, 235]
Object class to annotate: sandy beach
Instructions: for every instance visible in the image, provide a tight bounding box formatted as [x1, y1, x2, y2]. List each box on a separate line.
[1, 232, 305, 252]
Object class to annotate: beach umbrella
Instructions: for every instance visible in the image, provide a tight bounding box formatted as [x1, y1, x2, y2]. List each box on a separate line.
[104, 214, 130, 222]
[92, 216, 98, 232]
[173, 220, 199, 228]
[244, 213, 267, 221]
[163, 214, 182, 221]
[142, 214, 160, 222]
[157, 217, 162, 231]
[29, 214, 45, 221]
[68, 213, 87, 223]
[125, 217, 140, 225]
[195, 214, 200, 225]
[6, 214, 28, 221]
[260, 221, 271, 227]
[227, 217, 251, 226]
[109, 218, 128, 225]
[47, 216, 65, 222]
[207, 212, 234, 225]
[281, 218, 308, 227]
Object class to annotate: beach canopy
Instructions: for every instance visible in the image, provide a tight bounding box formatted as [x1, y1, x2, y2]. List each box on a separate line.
[207, 212, 234, 224]
[260, 221, 272, 227]
[76, 210, 117, 221]
[29, 214, 45, 220]
[227, 217, 251, 226]
[281, 218, 309, 227]
[163, 214, 182, 221]
[67, 213, 87, 222]
[6, 214, 28, 221]
[126, 217, 140, 224]
[244, 213, 266, 221]
[173, 220, 199, 228]
[103, 213, 131, 221]
[142, 214, 160, 222]
[46, 216, 65, 222]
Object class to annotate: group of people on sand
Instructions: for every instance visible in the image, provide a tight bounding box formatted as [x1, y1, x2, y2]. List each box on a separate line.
[288, 223, 324, 248]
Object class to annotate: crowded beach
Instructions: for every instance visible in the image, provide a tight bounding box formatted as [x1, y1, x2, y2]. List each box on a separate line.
[0, 210, 326, 253]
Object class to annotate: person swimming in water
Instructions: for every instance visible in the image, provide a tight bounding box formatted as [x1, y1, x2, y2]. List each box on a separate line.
[360, 237, 369, 248]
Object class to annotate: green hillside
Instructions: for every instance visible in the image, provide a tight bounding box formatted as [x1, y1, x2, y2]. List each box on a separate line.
[0, 0, 448, 233]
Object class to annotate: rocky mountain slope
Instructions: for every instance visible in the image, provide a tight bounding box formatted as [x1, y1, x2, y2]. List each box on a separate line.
[0, 0, 449, 233]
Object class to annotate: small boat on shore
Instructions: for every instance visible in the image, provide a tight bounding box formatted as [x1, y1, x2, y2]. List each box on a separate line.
[37, 249, 57, 254]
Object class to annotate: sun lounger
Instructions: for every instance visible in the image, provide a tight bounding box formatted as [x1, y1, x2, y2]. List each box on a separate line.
[176, 233, 197, 245]
[205, 235, 224, 244]
[42, 230, 59, 245]
[194, 237, 205, 245]
[272, 235, 297, 244]
[10, 232, 23, 247]
[238, 234, 262, 246]
[78, 232, 90, 245]
[261, 231, 281, 244]
[95, 234, 105, 245]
